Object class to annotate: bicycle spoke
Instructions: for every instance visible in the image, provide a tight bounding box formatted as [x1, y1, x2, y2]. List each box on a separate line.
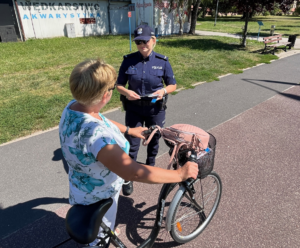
[170, 172, 222, 243]
[171, 208, 204, 225]
[182, 193, 203, 211]
[203, 187, 217, 206]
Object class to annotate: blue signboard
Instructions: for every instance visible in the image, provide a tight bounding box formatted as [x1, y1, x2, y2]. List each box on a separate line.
[257, 21, 264, 40]
[257, 21, 264, 26]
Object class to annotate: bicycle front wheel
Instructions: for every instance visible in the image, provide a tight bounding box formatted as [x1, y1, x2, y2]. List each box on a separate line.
[169, 171, 222, 243]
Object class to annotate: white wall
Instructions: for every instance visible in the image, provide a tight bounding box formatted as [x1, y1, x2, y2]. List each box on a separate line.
[131, 0, 153, 28]
[154, 0, 190, 36]
[16, 0, 134, 39]
[15, 0, 189, 39]
[110, 2, 135, 35]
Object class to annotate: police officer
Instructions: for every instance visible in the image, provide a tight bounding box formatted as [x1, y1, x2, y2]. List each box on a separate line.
[116, 24, 177, 196]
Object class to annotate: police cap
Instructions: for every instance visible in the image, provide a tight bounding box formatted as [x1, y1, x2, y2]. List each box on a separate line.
[133, 25, 155, 41]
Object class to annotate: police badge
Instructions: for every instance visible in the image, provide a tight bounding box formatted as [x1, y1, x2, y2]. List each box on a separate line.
[137, 28, 143, 34]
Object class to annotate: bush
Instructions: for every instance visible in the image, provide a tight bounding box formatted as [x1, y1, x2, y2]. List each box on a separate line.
[294, 7, 300, 16]
[263, 11, 270, 16]
[270, 3, 281, 15]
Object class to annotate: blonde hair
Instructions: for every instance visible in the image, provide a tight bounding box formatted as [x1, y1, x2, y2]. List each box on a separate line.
[69, 58, 116, 106]
[151, 36, 156, 49]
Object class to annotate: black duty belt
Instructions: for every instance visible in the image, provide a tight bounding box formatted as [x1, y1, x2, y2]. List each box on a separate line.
[129, 99, 162, 106]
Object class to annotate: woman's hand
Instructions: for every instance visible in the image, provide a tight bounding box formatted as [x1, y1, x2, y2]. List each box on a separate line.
[177, 161, 199, 181]
[126, 90, 141, 101]
[128, 126, 148, 139]
[152, 89, 165, 101]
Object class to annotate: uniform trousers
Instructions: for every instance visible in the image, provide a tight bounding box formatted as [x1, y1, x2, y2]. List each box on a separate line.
[125, 102, 165, 166]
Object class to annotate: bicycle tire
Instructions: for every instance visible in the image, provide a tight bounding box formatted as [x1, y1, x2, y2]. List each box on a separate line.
[168, 171, 222, 243]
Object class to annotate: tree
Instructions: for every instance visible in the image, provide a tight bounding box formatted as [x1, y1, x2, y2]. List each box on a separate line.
[225, 0, 294, 47]
[189, 0, 202, 34]
[218, 0, 235, 17]
[169, 0, 192, 35]
[199, 0, 214, 18]
[168, 0, 201, 35]
[294, 0, 300, 15]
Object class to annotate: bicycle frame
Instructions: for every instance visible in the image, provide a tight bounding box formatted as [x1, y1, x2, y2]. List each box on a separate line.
[99, 183, 178, 248]
[57, 125, 213, 248]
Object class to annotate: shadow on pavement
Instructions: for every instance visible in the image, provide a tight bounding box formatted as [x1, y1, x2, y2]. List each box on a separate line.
[0, 197, 70, 247]
[115, 196, 180, 248]
[52, 148, 69, 174]
[243, 78, 300, 101]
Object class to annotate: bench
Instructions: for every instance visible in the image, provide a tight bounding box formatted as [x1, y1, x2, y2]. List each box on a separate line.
[263, 34, 291, 55]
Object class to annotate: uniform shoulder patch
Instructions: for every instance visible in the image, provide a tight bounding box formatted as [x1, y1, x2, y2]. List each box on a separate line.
[123, 52, 139, 59]
[155, 53, 168, 61]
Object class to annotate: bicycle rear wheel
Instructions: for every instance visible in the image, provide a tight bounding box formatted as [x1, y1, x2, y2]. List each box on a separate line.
[169, 171, 222, 243]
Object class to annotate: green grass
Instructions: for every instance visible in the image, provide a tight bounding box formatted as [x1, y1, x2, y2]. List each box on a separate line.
[197, 15, 300, 38]
[0, 35, 275, 144]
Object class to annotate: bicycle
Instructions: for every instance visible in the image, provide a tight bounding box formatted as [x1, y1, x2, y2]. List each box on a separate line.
[57, 125, 222, 248]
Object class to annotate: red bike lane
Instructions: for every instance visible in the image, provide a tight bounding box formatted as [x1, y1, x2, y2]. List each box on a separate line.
[111, 85, 300, 248]
[1, 86, 299, 248]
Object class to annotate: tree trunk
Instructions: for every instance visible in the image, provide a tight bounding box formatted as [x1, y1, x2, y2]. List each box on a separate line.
[178, 6, 183, 35]
[189, 0, 201, 35]
[242, 12, 249, 47]
[202, 6, 206, 18]
[241, 11, 253, 20]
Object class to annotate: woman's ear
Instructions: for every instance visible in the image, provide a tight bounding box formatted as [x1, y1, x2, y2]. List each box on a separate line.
[100, 91, 108, 103]
[102, 91, 112, 103]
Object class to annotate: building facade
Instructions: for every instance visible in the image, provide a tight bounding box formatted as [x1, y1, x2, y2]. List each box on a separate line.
[0, 0, 190, 41]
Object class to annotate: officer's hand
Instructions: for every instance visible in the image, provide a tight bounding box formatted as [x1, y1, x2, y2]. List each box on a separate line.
[126, 90, 141, 101]
[128, 127, 148, 139]
[177, 161, 198, 181]
[152, 89, 164, 101]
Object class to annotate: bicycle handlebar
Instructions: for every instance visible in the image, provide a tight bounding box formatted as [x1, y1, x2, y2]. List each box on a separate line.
[142, 129, 152, 136]
[187, 150, 197, 163]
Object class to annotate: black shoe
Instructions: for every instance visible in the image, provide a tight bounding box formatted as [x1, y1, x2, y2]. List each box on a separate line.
[122, 181, 133, 196]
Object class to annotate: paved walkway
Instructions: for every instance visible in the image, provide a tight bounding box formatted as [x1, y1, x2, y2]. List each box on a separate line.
[0, 48, 299, 247]
[195, 30, 300, 49]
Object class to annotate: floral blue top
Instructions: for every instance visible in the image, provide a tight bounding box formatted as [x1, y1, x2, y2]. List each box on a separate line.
[59, 100, 130, 205]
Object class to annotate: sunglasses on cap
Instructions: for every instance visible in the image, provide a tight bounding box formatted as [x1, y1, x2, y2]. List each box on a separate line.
[134, 40, 150, 45]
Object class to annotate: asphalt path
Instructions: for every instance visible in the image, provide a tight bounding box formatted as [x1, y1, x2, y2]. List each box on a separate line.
[0, 53, 299, 247]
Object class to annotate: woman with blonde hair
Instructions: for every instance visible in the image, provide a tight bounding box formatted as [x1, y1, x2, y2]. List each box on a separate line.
[59, 58, 197, 246]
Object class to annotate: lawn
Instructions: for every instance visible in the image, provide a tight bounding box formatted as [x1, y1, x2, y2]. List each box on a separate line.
[196, 15, 300, 38]
[0, 34, 275, 144]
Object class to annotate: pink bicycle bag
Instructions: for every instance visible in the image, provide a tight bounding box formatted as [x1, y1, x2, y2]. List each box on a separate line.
[162, 124, 210, 151]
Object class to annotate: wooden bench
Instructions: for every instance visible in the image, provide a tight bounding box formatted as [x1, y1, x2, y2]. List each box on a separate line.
[263, 34, 292, 55]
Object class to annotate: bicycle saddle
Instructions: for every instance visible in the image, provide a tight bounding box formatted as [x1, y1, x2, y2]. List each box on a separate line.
[65, 198, 113, 244]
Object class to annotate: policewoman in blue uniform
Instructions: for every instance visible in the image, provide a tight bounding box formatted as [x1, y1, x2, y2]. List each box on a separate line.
[116, 24, 177, 195]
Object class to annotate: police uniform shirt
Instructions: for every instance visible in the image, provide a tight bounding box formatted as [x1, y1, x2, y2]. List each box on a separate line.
[117, 51, 176, 97]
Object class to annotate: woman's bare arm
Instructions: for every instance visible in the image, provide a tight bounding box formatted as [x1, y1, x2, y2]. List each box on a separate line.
[97, 144, 198, 184]
[109, 119, 147, 139]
